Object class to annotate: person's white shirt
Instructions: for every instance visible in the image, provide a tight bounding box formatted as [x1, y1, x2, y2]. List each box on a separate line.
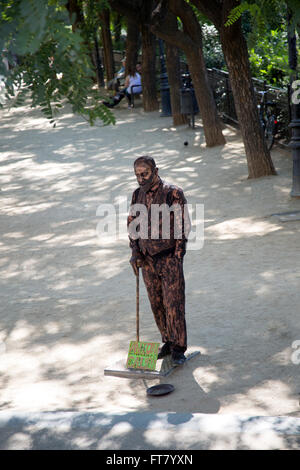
[126, 72, 142, 94]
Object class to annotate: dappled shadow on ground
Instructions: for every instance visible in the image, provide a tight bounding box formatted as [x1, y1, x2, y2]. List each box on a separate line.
[0, 102, 300, 449]
[1, 410, 300, 450]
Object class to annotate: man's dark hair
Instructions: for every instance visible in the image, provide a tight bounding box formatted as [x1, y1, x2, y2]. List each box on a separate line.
[134, 156, 156, 169]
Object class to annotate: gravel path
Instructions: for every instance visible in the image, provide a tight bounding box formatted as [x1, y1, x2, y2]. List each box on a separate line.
[0, 99, 300, 418]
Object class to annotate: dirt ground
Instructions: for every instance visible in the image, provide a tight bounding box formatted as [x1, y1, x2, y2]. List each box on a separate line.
[0, 97, 300, 419]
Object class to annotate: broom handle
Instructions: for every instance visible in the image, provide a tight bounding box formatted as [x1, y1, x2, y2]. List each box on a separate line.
[136, 267, 139, 342]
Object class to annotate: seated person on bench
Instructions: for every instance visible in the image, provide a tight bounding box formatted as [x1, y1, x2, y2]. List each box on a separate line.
[106, 57, 126, 93]
[103, 65, 142, 109]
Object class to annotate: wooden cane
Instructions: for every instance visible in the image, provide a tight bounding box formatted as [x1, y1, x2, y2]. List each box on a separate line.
[136, 267, 140, 342]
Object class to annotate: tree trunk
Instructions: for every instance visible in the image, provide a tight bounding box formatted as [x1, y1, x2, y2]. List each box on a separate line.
[125, 18, 140, 75]
[151, 2, 225, 145]
[141, 25, 159, 111]
[100, 9, 115, 83]
[219, 10, 276, 177]
[109, 0, 158, 111]
[287, 9, 298, 82]
[164, 30, 188, 125]
[187, 47, 225, 146]
[190, 0, 276, 178]
[113, 13, 123, 49]
[66, 0, 85, 32]
[94, 32, 105, 88]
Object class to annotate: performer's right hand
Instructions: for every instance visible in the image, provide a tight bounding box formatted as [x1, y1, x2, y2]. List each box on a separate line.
[130, 254, 143, 276]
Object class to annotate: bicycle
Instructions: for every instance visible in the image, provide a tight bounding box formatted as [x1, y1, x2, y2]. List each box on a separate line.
[257, 89, 279, 151]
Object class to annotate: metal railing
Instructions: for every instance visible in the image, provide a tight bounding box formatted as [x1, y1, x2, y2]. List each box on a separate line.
[207, 68, 291, 142]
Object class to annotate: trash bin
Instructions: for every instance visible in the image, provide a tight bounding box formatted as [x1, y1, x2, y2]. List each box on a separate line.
[180, 73, 199, 114]
[180, 87, 199, 115]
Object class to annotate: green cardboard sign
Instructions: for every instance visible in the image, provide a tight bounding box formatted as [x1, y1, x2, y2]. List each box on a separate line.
[126, 341, 159, 371]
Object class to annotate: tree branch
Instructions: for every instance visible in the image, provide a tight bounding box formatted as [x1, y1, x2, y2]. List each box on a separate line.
[109, 0, 141, 20]
[151, 7, 196, 52]
[189, 0, 222, 29]
[168, 0, 202, 46]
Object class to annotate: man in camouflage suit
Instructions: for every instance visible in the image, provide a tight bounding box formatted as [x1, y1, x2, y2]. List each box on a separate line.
[127, 156, 191, 366]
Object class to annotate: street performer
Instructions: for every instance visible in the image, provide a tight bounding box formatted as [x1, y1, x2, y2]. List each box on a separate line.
[127, 156, 191, 366]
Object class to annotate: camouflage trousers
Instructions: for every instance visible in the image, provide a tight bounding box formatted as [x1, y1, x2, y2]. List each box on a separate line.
[141, 251, 187, 353]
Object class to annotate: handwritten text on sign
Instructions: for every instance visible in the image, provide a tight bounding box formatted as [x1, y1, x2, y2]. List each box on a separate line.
[126, 341, 159, 370]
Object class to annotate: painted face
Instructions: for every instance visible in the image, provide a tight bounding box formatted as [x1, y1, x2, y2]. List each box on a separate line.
[134, 163, 158, 193]
[134, 164, 153, 186]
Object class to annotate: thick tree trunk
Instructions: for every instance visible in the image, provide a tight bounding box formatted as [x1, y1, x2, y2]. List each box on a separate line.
[219, 15, 276, 177]
[287, 9, 298, 82]
[190, 0, 276, 178]
[113, 13, 123, 48]
[125, 18, 140, 75]
[141, 25, 159, 111]
[109, 0, 158, 112]
[187, 47, 225, 146]
[100, 9, 115, 83]
[94, 32, 105, 88]
[164, 29, 188, 125]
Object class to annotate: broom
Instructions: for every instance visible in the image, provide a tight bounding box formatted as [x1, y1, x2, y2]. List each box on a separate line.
[126, 267, 159, 370]
[104, 267, 159, 378]
[104, 268, 200, 378]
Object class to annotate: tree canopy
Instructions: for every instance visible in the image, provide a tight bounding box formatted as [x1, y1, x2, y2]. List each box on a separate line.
[1, 0, 299, 122]
[0, 0, 115, 126]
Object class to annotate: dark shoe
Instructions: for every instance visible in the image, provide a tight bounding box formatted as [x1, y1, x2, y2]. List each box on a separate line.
[157, 342, 171, 360]
[102, 101, 114, 108]
[172, 351, 186, 366]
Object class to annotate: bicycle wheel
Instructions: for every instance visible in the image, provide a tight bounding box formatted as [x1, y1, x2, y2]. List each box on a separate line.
[265, 115, 275, 151]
